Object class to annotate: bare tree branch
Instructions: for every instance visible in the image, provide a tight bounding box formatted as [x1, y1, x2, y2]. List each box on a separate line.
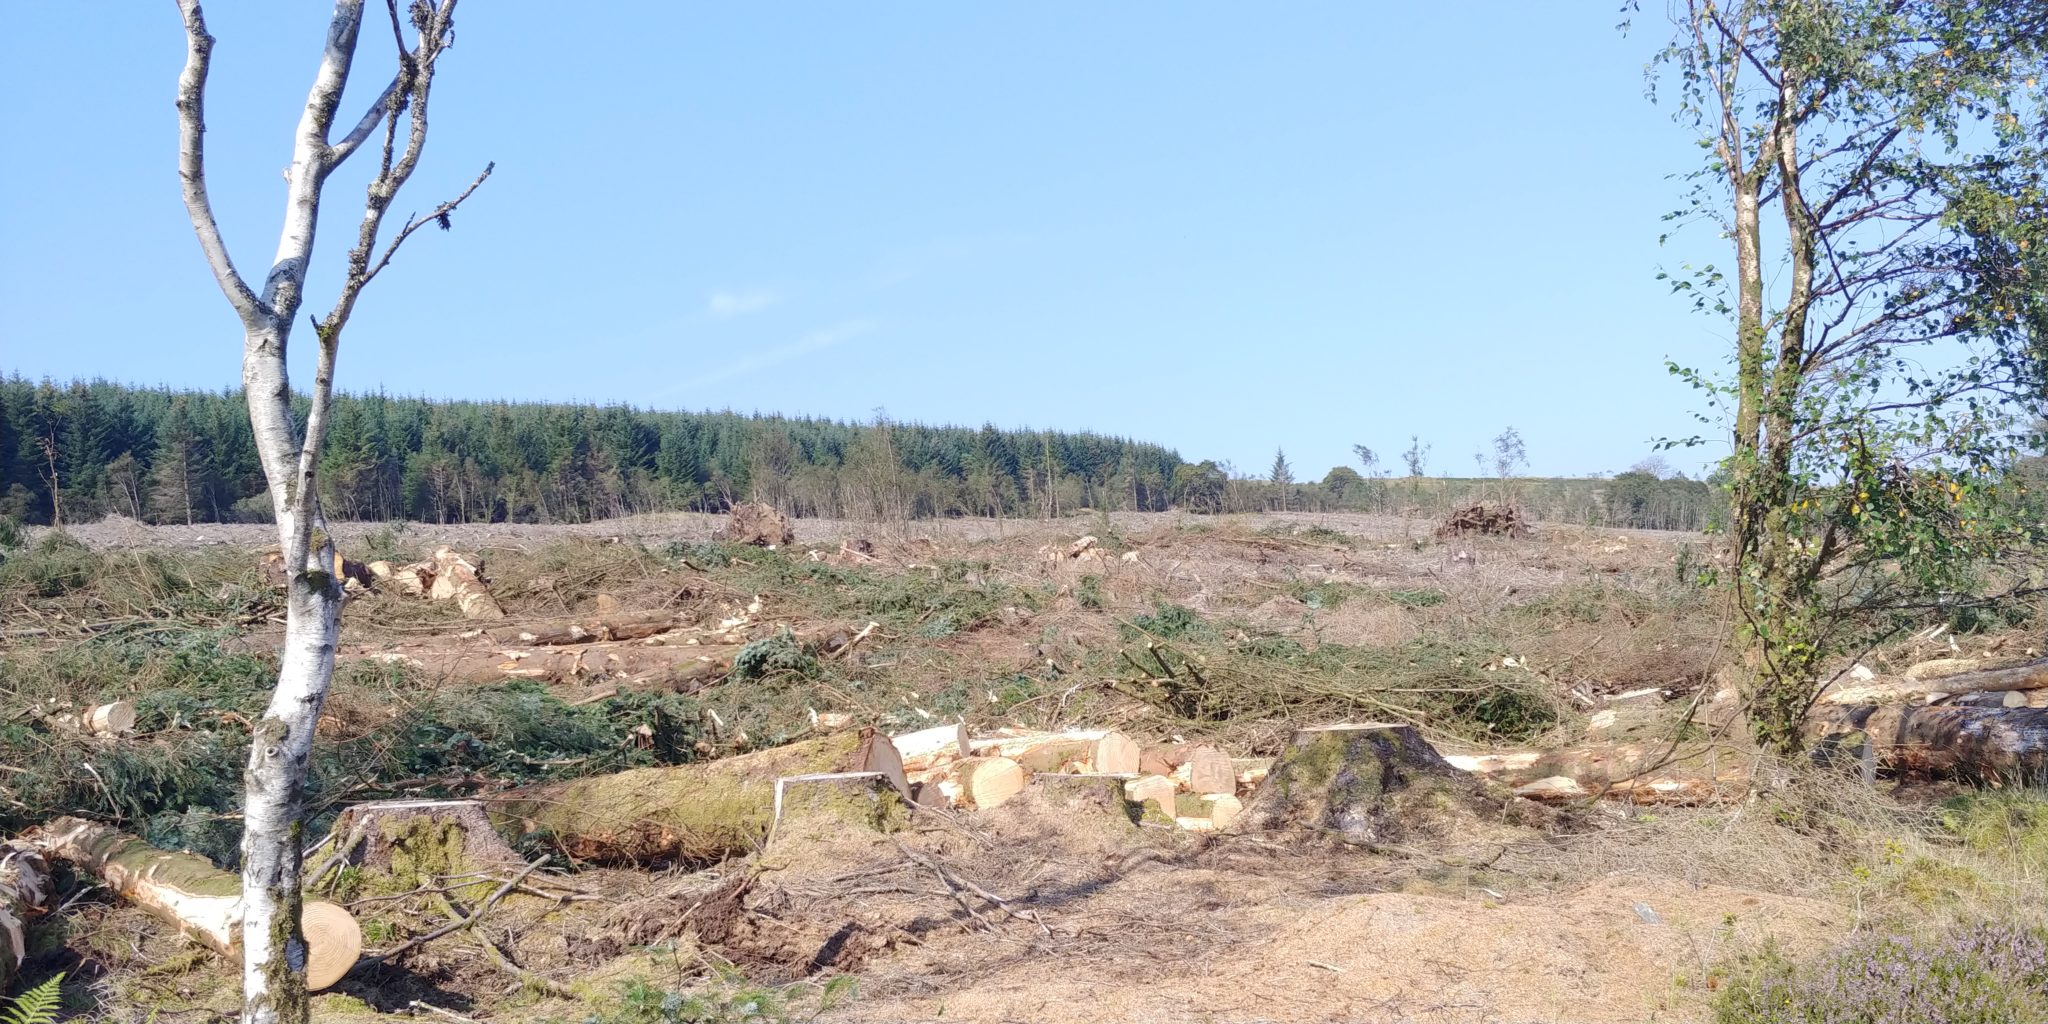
[328, 77, 401, 166]
[174, 2, 265, 324]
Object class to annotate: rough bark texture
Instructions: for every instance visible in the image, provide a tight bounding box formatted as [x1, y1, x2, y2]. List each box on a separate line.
[1808, 705, 2048, 781]
[0, 843, 50, 990]
[1239, 724, 1508, 847]
[38, 818, 362, 992]
[487, 732, 891, 865]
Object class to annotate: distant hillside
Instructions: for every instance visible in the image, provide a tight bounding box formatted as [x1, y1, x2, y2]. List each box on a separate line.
[1, 377, 1718, 530]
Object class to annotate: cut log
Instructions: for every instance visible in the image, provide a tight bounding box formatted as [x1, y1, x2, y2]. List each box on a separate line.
[38, 817, 361, 991]
[894, 727, 1138, 773]
[1203, 793, 1244, 830]
[1808, 704, 2048, 780]
[355, 643, 727, 689]
[488, 731, 900, 865]
[320, 799, 522, 874]
[891, 723, 969, 767]
[0, 843, 49, 990]
[948, 757, 1026, 810]
[1123, 774, 1178, 821]
[487, 610, 683, 646]
[83, 700, 137, 737]
[1185, 745, 1235, 795]
[1823, 658, 2048, 706]
[1233, 757, 1273, 788]
[1139, 743, 1188, 777]
[1240, 724, 1514, 847]
[854, 727, 915, 799]
[1514, 776, 1589, 802]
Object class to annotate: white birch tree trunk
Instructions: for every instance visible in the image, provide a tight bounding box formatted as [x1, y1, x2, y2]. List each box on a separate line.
[173, 3, 483, 1020]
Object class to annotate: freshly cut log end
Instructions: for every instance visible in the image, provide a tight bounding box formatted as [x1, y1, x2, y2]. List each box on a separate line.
[951, 756, 1026, 809]
[84, 701, 137, 737]
[1124, 774, 1178, 823]
[1240, 724, 1507, 847]
[1, 843, 50, 988]
[1185, 745, 1235, 795]
[36, 818, 361, 991]
[1204, 794, 1244, 830]
[304, 901, 364, 991]
[1093, 732, 1141, 775]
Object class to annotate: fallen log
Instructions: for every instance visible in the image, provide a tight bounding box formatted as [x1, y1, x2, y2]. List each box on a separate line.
[38, 817, 361, 991]
[488, 730, 907, 865]
[357, 644, 727, 689]
[1823, 658, 2048, 706]
[1, 843, 49, 990]
[486, 610, 683, 646]
[1807, 704, 2048, 780]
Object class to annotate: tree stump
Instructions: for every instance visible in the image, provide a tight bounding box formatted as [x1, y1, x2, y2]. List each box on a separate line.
[1239, 724, 1506, 847]
[321, 799, 522, 876]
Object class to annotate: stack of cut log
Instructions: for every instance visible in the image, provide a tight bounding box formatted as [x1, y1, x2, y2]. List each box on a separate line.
[365, 546, 505, 618]
[1443, 743, 1746, 806]
[1806, 655, 2048, 780]
[890, 725, 1268, 831]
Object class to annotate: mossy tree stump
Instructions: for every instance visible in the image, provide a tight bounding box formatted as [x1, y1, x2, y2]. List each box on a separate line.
[1239, 724, 1498, 847]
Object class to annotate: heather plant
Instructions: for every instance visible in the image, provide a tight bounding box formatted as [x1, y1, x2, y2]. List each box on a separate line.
[1715, 923, 2048, 1024]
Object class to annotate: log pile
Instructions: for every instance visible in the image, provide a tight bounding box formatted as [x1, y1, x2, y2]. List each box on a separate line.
[1442, 743, 1746, 806]
[35, 818, 362, 991]
[1435, 501, 1530, 539]
[890, 725, 1265, 830]
[1820, 655, 2048, 709]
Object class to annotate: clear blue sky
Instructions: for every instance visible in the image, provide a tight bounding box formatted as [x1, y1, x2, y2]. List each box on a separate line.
[0, 3, 1730, 480]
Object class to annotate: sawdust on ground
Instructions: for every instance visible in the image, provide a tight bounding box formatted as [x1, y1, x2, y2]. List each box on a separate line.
[830, 874, 1837, 1024]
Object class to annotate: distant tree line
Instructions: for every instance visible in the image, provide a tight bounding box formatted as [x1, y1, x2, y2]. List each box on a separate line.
[0, 377, 1183, 525]
[1, 378, 1726, 531]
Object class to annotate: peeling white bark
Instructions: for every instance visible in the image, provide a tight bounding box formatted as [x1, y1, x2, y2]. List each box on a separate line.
[173, 2, 478, 1021]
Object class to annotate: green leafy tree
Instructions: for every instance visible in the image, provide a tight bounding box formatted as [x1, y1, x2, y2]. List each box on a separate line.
[1647, 0, 2048, 752]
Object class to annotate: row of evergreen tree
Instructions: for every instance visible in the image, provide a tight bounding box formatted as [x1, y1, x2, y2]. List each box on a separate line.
[1, 376, 1725, 530]
[0, 377, 1184, 525]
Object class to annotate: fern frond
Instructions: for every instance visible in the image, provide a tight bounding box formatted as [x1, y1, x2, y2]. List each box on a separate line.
[1, 971, 64, 1024]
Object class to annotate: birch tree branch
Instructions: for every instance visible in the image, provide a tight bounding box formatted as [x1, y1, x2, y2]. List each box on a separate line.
[174, 2, 264, 324]
[328, 78, 401, 167]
